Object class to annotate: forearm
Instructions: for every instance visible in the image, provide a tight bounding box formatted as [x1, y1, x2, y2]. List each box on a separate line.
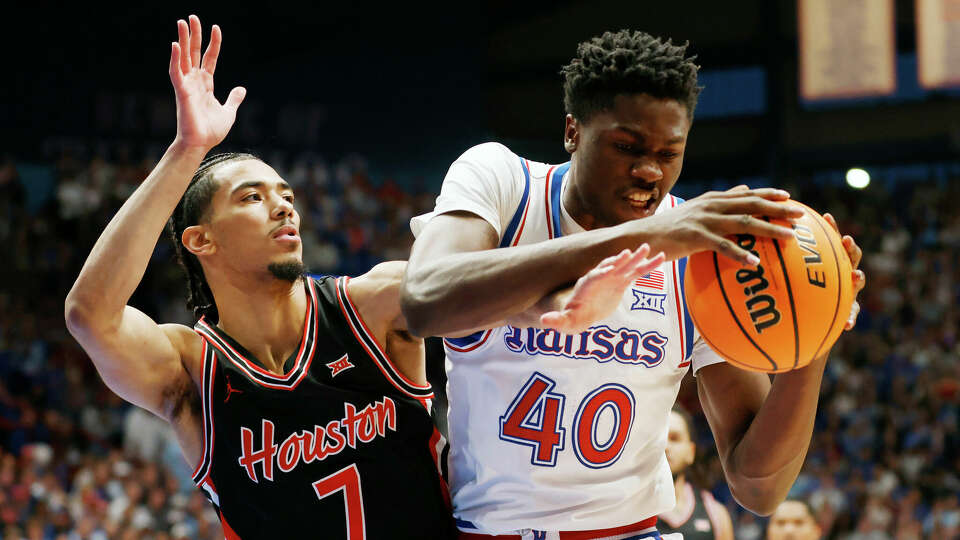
[66, 140, 208, 325]
[403, 222, 645, 336]
[724, 356, 827, 513]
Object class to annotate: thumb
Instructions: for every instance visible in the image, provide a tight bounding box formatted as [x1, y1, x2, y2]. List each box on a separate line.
[540, 311, 569, 330]
[225, 86, 247, 111]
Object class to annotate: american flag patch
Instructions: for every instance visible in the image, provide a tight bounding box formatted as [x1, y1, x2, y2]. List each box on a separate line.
[634, 269, 664, 290]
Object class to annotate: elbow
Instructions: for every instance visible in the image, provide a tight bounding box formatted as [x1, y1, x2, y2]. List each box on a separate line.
[64, 290, 95, 337]
[64, 291, 112, 339]
[726, 477, 785, 516]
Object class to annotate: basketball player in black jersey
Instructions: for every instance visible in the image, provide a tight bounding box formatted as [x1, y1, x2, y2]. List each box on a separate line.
[65, 16, 454, 539]
[659, 406, 733, 539]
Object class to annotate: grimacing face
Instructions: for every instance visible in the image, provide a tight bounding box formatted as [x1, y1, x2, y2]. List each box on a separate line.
[564, 93, 690, 229]
[767, 501, 821, 540]
[664, 410, 695, 476]
[184, 159, 303, 278]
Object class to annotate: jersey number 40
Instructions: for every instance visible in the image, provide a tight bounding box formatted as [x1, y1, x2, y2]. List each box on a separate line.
[499, 372, 635, 468]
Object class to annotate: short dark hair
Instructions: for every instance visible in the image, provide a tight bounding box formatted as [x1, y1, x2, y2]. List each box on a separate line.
[561, 29, 702, 123]
[167, 152, 260, 322]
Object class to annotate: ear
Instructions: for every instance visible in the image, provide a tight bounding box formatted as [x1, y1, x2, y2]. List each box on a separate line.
[563, 114, 579, 154]
[182, 225, 214, 257]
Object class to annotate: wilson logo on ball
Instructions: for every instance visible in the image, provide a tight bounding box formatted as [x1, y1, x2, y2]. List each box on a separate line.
[734, 234, 781, 333]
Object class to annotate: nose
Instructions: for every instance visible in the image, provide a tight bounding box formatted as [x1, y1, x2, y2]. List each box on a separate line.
[631, 157, 663, 183]
[272, 196, 295, 220]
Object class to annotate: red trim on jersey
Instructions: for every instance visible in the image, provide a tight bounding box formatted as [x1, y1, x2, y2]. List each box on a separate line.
[194, 279, 318, 389]
[427, 427, 452, 508]
[191, 339, 210, 479]
[544, 165, 557, 239]
[669, 195, 688, 363]
[198, 328, 315, 391]
[443, 329, 492, 353]
[457, 516, 658, 539]
[218, 280, 312, 379]
[510, 160, 534, 246]
[336, 277, 434, 403]
[219, 510, 242, 540]
[207, 357, 217, 481]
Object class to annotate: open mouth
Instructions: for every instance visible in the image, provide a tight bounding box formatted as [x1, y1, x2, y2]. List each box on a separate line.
[272, 225, 299, 240]
[623, 188, 660, 213]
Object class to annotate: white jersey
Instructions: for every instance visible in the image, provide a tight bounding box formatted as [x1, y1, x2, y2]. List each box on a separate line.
[411, 142, 725, 535]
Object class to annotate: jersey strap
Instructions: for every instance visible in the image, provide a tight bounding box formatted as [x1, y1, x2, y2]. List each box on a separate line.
[334, 276, 435, 400]
[544, 162, 570, 240]
[190, 339, 216, 485]
[499, 158, 533, 248]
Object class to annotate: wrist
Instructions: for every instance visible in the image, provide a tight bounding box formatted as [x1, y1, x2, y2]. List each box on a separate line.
[169, 138, 213, 159]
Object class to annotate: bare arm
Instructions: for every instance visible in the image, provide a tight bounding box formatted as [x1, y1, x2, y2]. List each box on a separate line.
[64, 16, 244, 419]
[697, 217, 866, 515]
[346, 261, 427, 385]
[402, 189, 802, 337]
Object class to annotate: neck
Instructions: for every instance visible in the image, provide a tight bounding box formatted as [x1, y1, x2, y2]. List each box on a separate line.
[674, 473, 689, 507]
[206, 269, 308, 374]
[563, 159, 599, 231]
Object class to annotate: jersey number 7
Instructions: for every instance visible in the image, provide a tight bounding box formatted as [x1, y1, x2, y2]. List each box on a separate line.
[313, 464, 365, 539]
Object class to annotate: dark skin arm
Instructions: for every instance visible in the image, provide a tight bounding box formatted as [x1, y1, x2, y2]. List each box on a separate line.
[697, 212, 865, 515]
[401, 188, 802, 337]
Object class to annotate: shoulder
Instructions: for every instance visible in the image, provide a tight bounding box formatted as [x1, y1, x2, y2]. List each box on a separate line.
[347, 262, 408, 331]
[160, 323, 204, 380]
[453, 141, 518, 165]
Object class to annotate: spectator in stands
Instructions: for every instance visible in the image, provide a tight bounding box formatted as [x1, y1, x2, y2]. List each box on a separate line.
[767, 499, 822, 540]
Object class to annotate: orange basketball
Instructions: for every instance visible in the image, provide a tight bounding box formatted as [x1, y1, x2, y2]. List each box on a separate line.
[684, 200, 854, 373]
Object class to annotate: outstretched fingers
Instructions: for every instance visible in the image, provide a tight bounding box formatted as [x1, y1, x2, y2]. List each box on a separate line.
[189, 15, 203, 69]
[201, 24, 222, 75]
[169, 43, 183, 87]
[177, 19, 191, 74]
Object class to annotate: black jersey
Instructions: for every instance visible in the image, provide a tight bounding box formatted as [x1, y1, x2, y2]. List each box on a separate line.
[189, 276, 454, 539]
[658, 483, 724, 540]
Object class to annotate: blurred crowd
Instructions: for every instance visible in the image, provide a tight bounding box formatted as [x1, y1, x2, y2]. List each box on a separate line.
[0, 145, 958, 539]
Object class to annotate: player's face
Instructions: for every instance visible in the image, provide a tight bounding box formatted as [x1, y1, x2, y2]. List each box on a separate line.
[204, 160, 303, 274]
[565, 93, 689, 228]
[664, 411, 695, 475]
[767, 501, 821, 540]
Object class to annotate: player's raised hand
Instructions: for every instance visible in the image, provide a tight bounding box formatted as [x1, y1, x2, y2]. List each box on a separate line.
[168, 15, 246, 150]
[638, 185, 803, 266]
[823, 212, 865, 330]
[540, 244, 665, 334]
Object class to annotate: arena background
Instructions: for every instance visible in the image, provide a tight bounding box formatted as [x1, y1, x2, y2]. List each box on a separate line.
[2, 2, 958, 538]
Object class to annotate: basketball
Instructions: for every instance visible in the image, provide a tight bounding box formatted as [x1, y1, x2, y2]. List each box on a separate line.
[684, 200, 854, 373]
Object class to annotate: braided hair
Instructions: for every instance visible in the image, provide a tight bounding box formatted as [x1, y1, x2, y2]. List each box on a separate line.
[167, 152, 260, 323]
[561, 30, 702, 123]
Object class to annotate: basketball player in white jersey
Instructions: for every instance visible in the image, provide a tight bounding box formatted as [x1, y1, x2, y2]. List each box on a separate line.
[401, 30, 866, 539]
